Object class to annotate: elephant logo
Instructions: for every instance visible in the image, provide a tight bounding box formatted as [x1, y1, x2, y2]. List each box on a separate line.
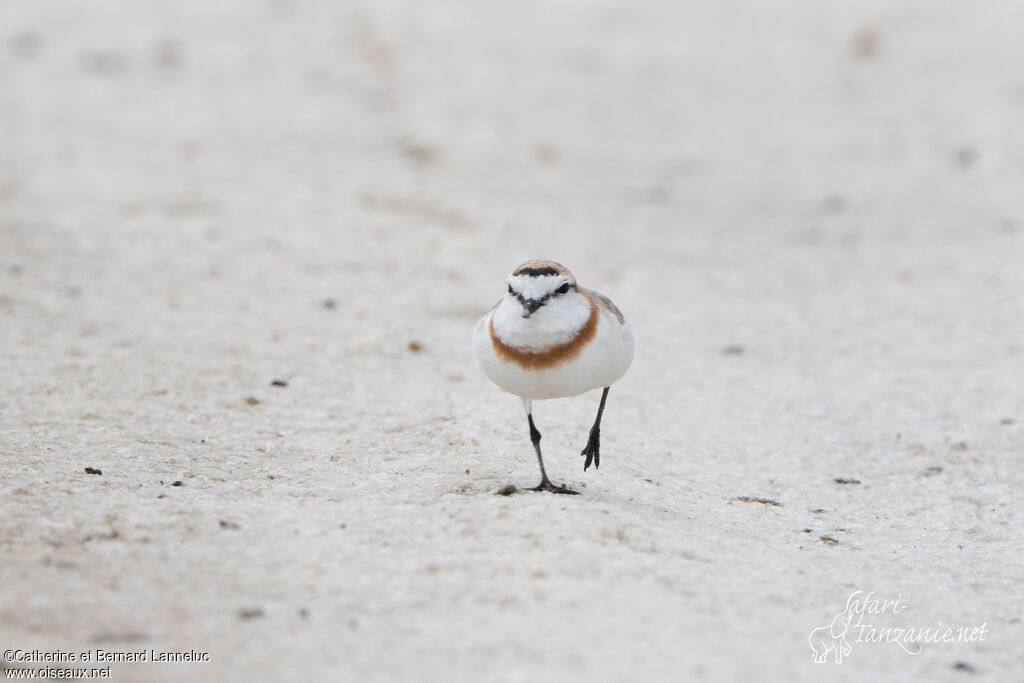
[809, 592, 859, 663]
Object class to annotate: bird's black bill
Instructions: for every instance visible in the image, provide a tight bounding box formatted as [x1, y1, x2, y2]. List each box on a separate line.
[520, 298, 544, 318]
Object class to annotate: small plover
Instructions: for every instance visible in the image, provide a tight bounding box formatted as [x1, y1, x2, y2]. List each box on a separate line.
[472, 260, 634, 494]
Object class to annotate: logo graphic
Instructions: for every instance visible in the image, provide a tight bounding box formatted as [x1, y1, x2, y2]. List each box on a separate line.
[809, 591, 988, 663]
[808, 596, 856, 663]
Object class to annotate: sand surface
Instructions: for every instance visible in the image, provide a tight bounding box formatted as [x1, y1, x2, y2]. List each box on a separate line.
[2, 1, 1023, 681]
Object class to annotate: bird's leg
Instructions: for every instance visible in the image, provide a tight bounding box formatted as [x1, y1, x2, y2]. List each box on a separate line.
[526, 413, 552, 485]
[521, 400, 579, 495]
[581, 387, 610, 470]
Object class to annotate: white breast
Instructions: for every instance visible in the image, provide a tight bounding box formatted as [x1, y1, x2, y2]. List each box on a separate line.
[472, 292, 634, 400]
[490, 292, 592, 351]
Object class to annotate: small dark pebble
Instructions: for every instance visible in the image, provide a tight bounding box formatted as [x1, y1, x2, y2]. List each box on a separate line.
[952, 661, 977, 673]
[299, 608, 309, 618]
[238, 608, 264, 620]
[245, 396, 260, 405]
[322, 298, 337, 309]
[820, 535, 840, 546]
[219, 520, 240, 530]
[802, 528, 813, 533]
[153, 39, 182, 69]
[646, 186, 669, 204]
[84, 467, 102, 475]
[12, 32, 43, 59]
[496, 484, 518, 496]
[851, 26, 881, 60]
[408, 340, 423, 352]
[735, 496, 782, 507]
[271, 379, 288, 387]
[171, 480, 183, 487]
[820, 195, 847, 215]
[953, 147, 977, 169]
[721, 345, 745, 356]
[834, 478, 860, 485]
[1000, 418, 1013, 425]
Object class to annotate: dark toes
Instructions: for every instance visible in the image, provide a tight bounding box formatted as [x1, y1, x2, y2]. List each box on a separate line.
[527, 481, 581, 495]
[581, 439, 601, 471]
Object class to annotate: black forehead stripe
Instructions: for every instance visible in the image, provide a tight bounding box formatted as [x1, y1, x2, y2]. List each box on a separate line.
[514, 266, 560, 277]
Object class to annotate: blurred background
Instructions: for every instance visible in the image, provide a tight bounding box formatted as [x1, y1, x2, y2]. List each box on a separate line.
[2, 1, 1022, 681]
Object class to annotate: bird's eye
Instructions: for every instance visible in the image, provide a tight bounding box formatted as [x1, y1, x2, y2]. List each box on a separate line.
[556, 283, 570, 294]
[507, 284, 514, 294]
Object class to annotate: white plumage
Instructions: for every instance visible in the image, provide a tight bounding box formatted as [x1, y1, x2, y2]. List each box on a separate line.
[471, 260, 634, 494]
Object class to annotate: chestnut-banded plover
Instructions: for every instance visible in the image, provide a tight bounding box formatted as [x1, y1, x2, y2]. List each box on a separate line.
[472, 260, 634, 494]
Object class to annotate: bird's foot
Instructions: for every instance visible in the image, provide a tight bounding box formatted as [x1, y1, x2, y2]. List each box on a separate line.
[526, 478, 580, 495]
[581, 429, 600, 470]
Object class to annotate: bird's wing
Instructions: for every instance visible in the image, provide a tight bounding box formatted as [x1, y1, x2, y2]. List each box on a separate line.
[586, 289, 625, 325]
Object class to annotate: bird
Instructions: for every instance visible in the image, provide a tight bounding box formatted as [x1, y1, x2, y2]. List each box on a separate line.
[472, 260, 634, 494]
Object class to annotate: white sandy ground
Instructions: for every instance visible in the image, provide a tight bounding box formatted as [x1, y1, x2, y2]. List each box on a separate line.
[2, 1, 1023, 681]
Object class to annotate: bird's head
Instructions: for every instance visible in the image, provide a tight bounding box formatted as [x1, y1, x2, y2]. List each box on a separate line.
[504, 260, 579, 319]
